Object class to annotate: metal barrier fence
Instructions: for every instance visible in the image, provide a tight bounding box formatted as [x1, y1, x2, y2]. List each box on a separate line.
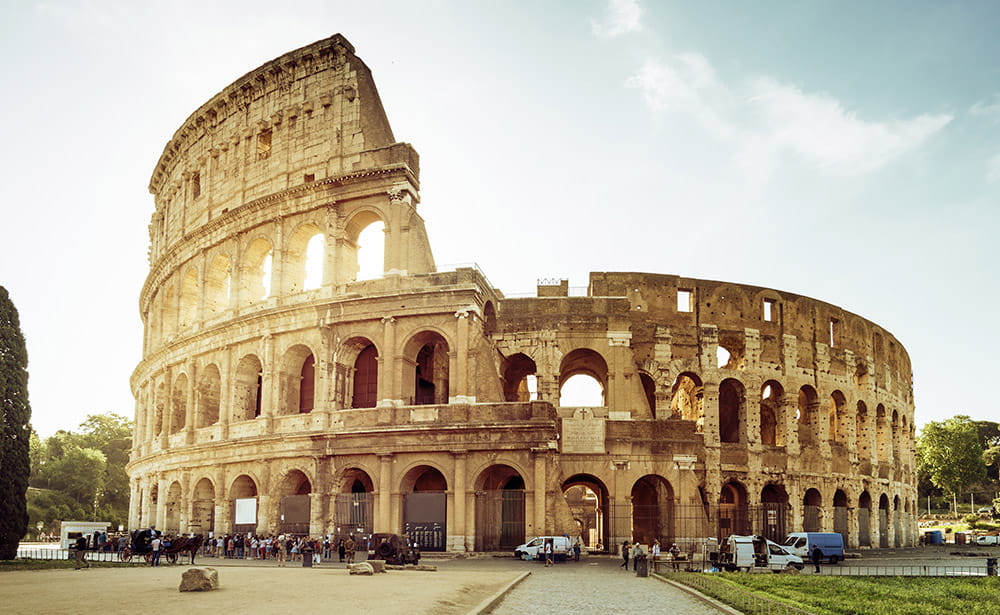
[15, 548, 127, 562]
[661, 571, 815, 615]
[816, 564, 991, 576]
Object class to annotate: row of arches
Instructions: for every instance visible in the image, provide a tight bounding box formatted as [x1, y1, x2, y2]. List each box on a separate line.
[150, 214, 385, 345]
[140, 331, 451, 440]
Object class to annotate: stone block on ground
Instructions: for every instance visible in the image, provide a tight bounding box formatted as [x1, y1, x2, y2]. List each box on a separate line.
[368, 559, 387, 573]
[348, 562, 375, 575]
[179, 567, 219, 592]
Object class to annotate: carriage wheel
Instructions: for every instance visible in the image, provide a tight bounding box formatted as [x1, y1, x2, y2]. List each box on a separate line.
[145, 552, 152, 565]
[166, 552, 178, 565]
[120, 547, 133, 563]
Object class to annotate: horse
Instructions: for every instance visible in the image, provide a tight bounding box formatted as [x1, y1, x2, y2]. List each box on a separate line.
[165, 534, 205, 565]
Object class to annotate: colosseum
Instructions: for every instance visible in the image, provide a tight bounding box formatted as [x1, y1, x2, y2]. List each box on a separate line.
[127, 34, 917, 553]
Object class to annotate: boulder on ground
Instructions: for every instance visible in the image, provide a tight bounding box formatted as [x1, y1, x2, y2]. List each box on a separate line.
[348, 562, 375, 575]
[179, 567, 219, 592]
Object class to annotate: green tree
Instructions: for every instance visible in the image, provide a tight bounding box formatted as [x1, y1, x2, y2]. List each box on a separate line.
[0, 286, 31, 559]
[916, 415, 986, 511]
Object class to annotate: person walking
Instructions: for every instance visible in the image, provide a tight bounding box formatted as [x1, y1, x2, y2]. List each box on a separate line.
[344, 535, 356, 564]
[620, 540, 631, 569]
[150, 535, 162, 567]
[543, 539, 554, 567]
[811, 545, 823, 573]
[631, 541, 642, 571]
[73, 535, 90, 569]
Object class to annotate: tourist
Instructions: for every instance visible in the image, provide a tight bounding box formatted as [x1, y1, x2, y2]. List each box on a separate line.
[73, 535, 90, 569]
[150, 534, 162, 567]
[631, 541, 642, 571]
[620, 540, 631, 569]
[811, 545, 823, 573]
[543, 538, 554, 567]
[344, 535, 356, 564]
[573, 539, 581, 561]
[338, 538, 346, 562]
[669, 543, 681, 571]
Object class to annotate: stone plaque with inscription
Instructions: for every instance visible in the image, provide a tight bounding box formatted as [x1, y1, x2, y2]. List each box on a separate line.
[561, 409, 606, 454]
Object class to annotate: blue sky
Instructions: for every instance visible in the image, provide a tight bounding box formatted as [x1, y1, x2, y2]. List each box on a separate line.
[1, 0, 997, 437]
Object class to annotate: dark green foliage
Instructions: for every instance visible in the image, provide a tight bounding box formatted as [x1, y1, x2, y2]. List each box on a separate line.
[28, 412, 132, 534]
[0, 286, 31, 560]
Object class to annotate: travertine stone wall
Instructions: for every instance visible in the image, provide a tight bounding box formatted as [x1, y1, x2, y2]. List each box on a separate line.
[128, 35, 916, 553]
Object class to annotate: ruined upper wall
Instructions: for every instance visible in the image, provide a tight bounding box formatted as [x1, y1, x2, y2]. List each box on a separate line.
[146, 34, 417, 264]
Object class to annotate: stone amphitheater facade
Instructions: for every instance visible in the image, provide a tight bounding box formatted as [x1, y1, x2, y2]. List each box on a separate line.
[127, 35, 916, 552]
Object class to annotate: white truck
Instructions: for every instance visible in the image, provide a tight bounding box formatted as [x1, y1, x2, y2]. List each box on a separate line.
[710, 535, 804, 572]
[513, 536, 571, 561]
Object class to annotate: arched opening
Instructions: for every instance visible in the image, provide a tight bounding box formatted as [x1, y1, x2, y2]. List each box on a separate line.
[719, 481, 750, 539]
[197, 364, 221, 428]
[344, 210, 385, 282]
[178, 267, 199, 329]
[204, 254, 231, 317]
[759, 484, 788, 542]
[233, 354, 263, 421]
[631, 475, 674, 545]
[803, 488, 822, 532]
[833, 489, 848, 544]
[279, 345, 314, 414]
[670, 373, 704, 429]
[190, 478, 215, 534]
[402, 466, 448, 551]
[563, 474, 609, 551]
[559, 349, 608, 407]
[241, 238, 273, 303]
[475, 465, 526, 551]
[351, 344, 379, 408]
[760, 381, 784, 446]
[165, 481, 182, 534]
[717, 334, 745, 370]
[335, 468, 374, 539]
[797, 385, 821, 446]
[170, 373, 188, 435]
[501, 353, 537, 402]
[404, 332, 449, 406]
[891, 409, 901, 465]
[278, 470, 312, 535]
[230, 475, 259, 534]
[718, 378, 745, 443]
[858, 491, 872, 547]
[639, 373, 657, 418]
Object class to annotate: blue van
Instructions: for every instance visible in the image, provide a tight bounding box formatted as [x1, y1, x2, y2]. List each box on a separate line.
[782, 532, 845, 564]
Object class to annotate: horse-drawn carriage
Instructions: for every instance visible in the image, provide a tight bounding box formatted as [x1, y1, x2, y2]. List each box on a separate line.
[119, 529, 203, 565]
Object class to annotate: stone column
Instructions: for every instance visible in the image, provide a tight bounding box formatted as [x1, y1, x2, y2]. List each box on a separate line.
[309, 493, 325, 537]
[185, 359, 197, 444]
[533, 451, 547, 535]
[379, 316, 398, 405]
[452, 452, 468, 551]
[155, 475, 168, 529]
[377, 454, 393, 533]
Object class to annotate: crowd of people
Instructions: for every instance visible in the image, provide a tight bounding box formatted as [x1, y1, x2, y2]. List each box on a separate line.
[196, 534, 363, 565]
[620, 539, 688, 571]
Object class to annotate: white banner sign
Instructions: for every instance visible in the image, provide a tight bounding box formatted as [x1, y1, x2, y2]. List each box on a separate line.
[235, 498, 257, 524]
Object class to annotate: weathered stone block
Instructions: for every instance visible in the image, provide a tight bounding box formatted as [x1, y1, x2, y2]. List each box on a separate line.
[348, 562, 375, 575]
[179, 567, 219, 592]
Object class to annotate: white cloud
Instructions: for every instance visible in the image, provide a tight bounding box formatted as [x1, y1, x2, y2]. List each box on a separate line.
[970, 96, 1000, 120]
[987, 153, 1000, 183]
[592, 0, 643, 38]
[627, 54, 953, 177]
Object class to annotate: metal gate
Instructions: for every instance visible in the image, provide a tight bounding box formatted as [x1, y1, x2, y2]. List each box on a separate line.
[475, 490, 525, 551]
[404, 493, 446, 551]
[803, 505, 821, 532]
[834, 506, 848, 544]
[859, 508, 871, 547]
[334, 492, 372, 536]
[879, 509, 889, 548]
[757, 503, 787, 543]
[280, 494, 311, 535]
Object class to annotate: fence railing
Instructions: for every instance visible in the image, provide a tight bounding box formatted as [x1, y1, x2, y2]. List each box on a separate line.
[661, 571, 815, 615]
[15, 547, 126, 562]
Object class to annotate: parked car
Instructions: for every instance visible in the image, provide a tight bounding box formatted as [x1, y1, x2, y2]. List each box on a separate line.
[977, 507, 994, 515]
[514, 536, 570, 561]
[367, 533, 420, 565]
[975, 535, 1000, 546]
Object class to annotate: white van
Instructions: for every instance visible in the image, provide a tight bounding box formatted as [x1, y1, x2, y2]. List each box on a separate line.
[514, 536, 571, 561]
[710, 535, 803, 572]
[782, 532, 845, 564]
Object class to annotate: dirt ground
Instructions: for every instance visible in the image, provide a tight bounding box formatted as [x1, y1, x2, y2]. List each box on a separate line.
[0, 564, 523, 615]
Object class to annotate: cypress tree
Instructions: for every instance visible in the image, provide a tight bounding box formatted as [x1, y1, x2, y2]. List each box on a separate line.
[0, 286, 30, 560]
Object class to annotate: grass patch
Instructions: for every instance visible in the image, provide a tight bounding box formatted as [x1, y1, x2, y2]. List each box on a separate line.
[0, 559, 144, 571]
[682, 573, 1000, 615]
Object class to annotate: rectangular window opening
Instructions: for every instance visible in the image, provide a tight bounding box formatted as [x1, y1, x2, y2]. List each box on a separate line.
[763, 299, 776, 322]
[304, 173, 315, 183]
[829, 318, 840, 347]
[677, 289, 693, 313]
[257, 129, 272, 160]
[192, 172, 201, 199]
